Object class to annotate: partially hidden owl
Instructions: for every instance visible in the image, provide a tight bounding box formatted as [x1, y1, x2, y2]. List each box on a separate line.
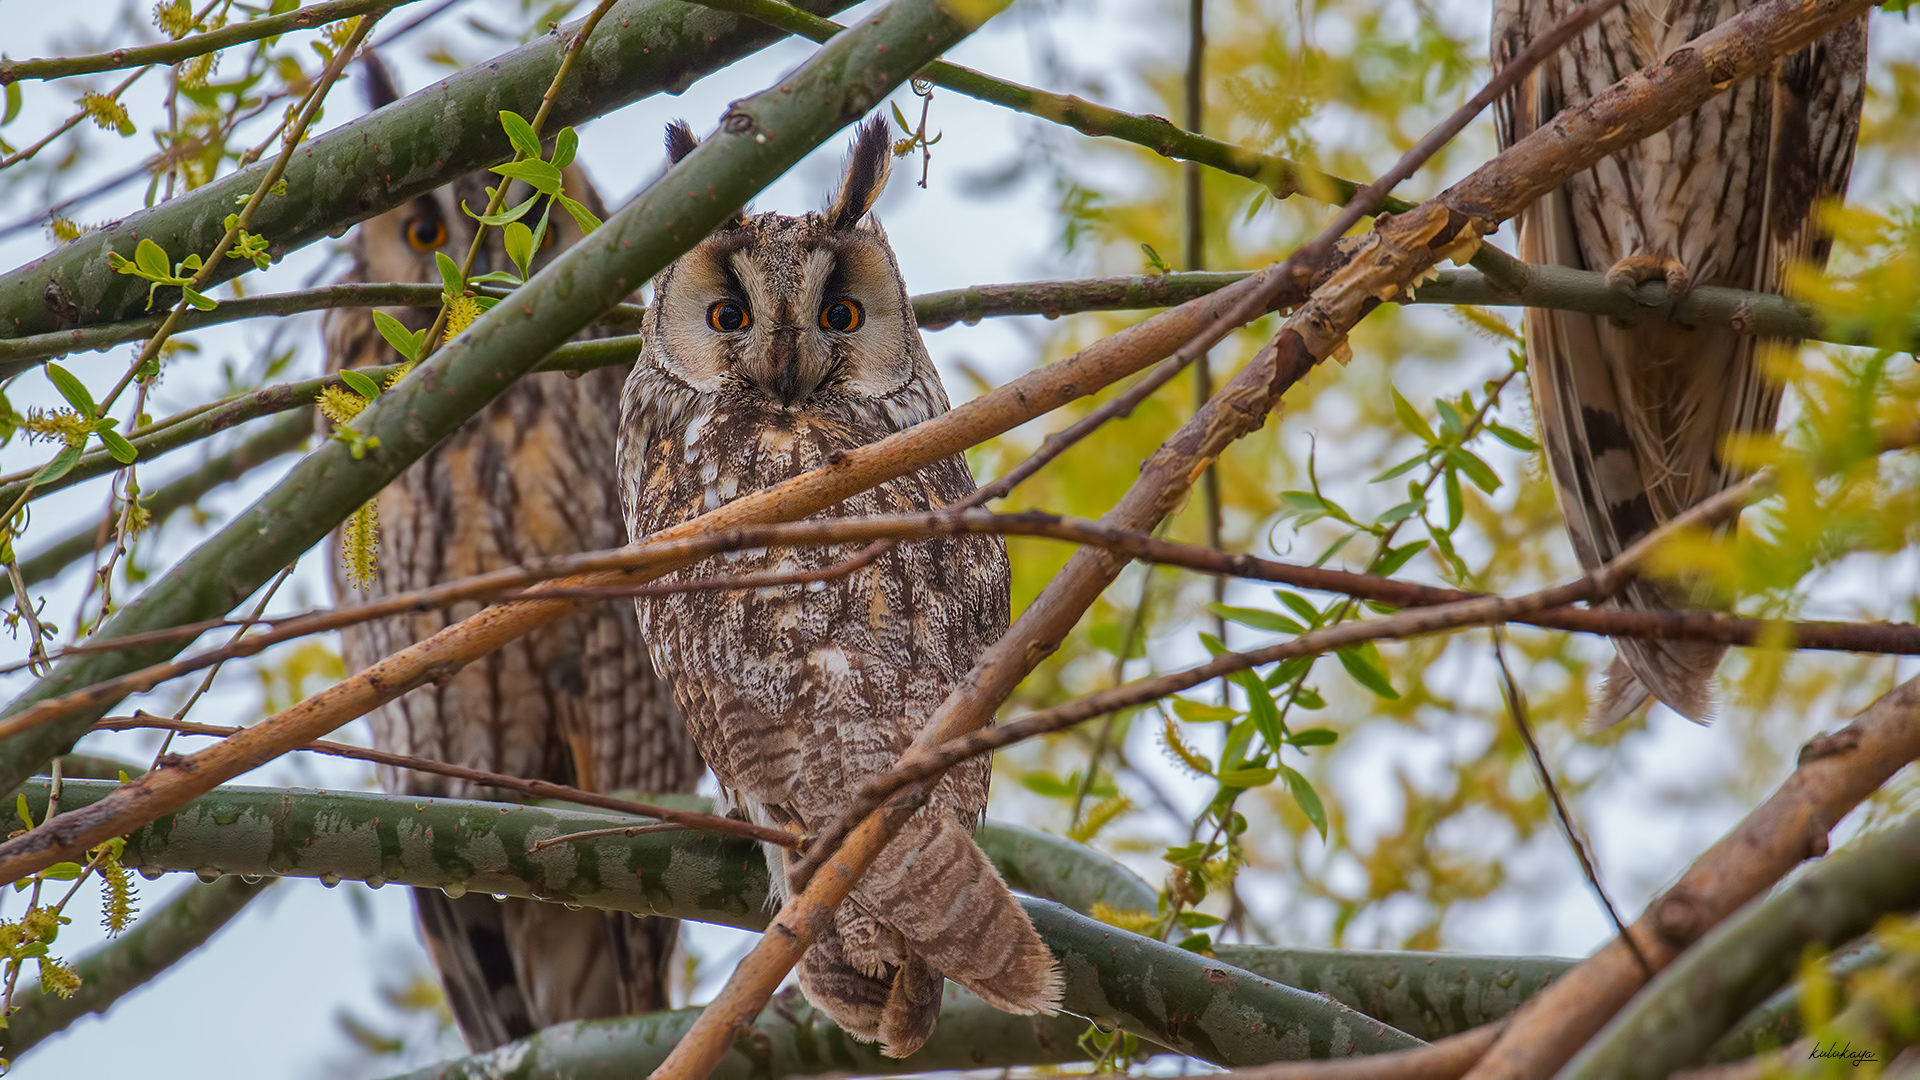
[1492, 0, 1868, 724]
[322, 56, 702, 1050]
[616, 117, 1061, 1057]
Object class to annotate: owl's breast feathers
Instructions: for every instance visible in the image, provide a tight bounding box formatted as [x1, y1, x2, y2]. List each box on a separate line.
[624, 391, 1008, 824]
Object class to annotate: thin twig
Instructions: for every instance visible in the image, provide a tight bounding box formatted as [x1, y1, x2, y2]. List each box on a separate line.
[92, 713, 800, 849]
[1489, 628, 1650, 977]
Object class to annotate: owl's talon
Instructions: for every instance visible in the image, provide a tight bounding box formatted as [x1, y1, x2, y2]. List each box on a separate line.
[1605, 254, 1692, 306]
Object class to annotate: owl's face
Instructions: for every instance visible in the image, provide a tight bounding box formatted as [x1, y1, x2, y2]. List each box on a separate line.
[642, 117, 929, 411]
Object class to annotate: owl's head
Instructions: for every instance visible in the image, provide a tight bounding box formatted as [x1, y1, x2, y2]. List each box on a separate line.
[642, 117, 931, 411]
[347, 54, 605, 289]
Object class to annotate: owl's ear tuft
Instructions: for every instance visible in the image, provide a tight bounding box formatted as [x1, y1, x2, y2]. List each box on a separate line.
[665, 121, 699, 165]
[825, 116, 892, 230]
[359, 51, 402, 111]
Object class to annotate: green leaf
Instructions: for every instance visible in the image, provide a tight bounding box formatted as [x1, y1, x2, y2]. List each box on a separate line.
[1292, 685, 1326, 709]
[1448, 448, 1502, 494]
[38, 861, 85, 881]
[1374, 499, 1423, 525]
[1370, 452, 1429, 484]
[180, 286, 217, 311]
[497, 110, 541, 160]
[1175, 933, 1215, 954]
[1288, 727, 1338, 747]
[1208, 603, 1303, 635]
[490, 158, 563, 196]
[1371, 540, 1428, 578]
[96, 427, 137, 464]
[1266, 656, 1312, 689]
[1312, 531, 1355, 567]
[1215, 765, 1279, 789]
[556, 194, 602, 235]
[32, 443, 83, 486]
[1232, 670, 1284, 749]
[370, 311, 421, 362]
[1281, 764, 1328, 840]
[133, 237, 170, 280]
[435, 252, 464, 298]
[1391, 386, 1436, 444]
[44, 362, 96, 415]
[1171, 698, 1239, 724]
[1279, 489, 1335, 523]
[1444, 466, 1465, 531]
[1434, 397, 1466, 440]
[1274, 591, 1322, 628]
[891, 101, 913, 131]
[552, 126, 578, 169]
[1486, 422, 1539, 451]
[1176, 911, 1223, 929]
[470, 193, 540, 227]
[1336, 641, 1399, 699]
[337, 369, 381, 400]
[503, 221, 534, 280]
[2, 82, 20, 127]
[1196, 631, 1227, 658]
[15, 795, 32, 830]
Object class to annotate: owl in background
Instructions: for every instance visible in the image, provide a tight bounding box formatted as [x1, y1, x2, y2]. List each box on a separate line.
[617, 117, 1061, 1058]
[322, 55, 702, 1050]
[1492, 0, 1867, 724]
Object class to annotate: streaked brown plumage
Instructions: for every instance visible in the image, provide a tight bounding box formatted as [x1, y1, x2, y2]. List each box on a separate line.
[322, 58, 700, 1050]
[617, 118, 1061, 1057]
[1492, 0, 1867, 723]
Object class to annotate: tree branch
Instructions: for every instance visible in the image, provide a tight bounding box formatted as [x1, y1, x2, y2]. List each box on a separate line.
[1463, 673, 1920, 1080]
[0, 0, 857, 339]
[0, 411, 310, 603]
[379, 987, 1096, 1080]
[1559, 800, 1920, 1078]
[12, 779, 1422, 1065]
[0, 0, 971, 799]
[90, 713, 801, 849]
[0, 0, 421, 84]
[0, 233, 1296, 877]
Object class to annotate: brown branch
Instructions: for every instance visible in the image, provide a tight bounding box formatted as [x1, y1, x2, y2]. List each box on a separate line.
[90, 713, 798, 849]
[650, 3, 1627, 1074]
[655, 0, 1880, 1074]
[0, 243, 1281, 887]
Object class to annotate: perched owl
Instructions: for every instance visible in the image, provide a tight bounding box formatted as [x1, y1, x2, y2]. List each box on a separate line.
[1492, 1, 1868, 724]
[617, 117, 1061, 1057]
[322, 57, 701, 1050]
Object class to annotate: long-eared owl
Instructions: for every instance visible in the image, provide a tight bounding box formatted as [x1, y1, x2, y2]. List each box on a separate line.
[1492, 0, 1867, 724]
[616, 118, 1061, 1057]
[321, 56, 701, 1050]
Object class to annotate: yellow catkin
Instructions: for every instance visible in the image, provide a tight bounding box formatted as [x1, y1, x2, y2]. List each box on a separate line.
[341, 502, 379, 590]
[315, 385, 369, 426]
[1160, 717, 1213, 778]
[1088, 902, 1160, 935]
[442, 295, 482, 340]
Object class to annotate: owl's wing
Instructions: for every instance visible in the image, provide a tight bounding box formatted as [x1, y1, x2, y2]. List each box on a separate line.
[1494, 6, 1866, 724]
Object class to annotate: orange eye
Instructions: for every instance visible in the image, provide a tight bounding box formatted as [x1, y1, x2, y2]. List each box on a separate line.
[819, 299, 863, 333]
[406, 214, 447, 251]
[708, 300, 750, 333]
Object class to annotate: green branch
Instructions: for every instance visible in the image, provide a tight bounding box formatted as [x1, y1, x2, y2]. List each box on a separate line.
[1214, 944, 1573, 1045]
[0, 411, 311, 603]
[690, 0, 1364, 207]
[19, 779, 1428, 1064]
[0, 0, 857, 340]
[387, 988, 1092, 1080]
[1, 876, 270, 1061]
[0, 0, 962, 793]
[1561, 809, 1920, 1079]
[0, 0, 420, 84]
[1705, 940, 1888, 1061]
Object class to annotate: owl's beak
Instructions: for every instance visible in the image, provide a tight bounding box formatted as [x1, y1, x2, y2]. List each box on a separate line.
[766, 326, 804, 406]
